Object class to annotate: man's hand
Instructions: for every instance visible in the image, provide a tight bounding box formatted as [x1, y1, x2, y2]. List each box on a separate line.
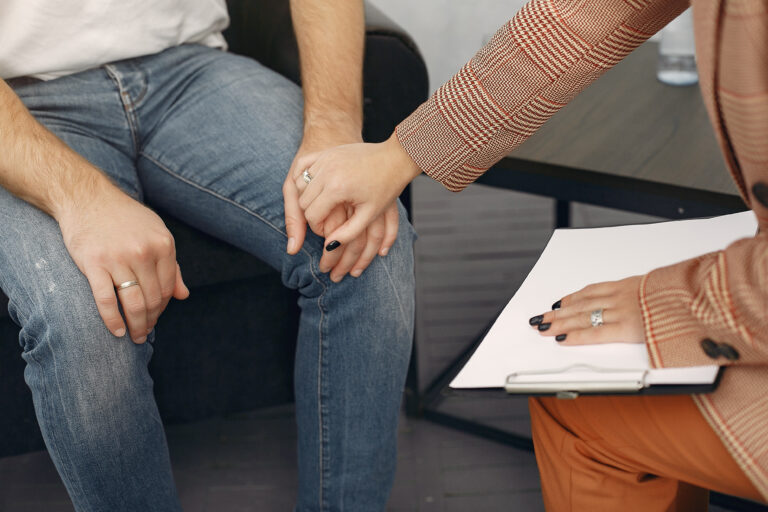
[283, 126, 399, 282]
[56, 184, 189, 343]
[0, 80, 188, 344]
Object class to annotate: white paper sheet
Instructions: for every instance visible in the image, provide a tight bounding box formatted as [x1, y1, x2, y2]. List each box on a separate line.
[450, 211, 758, 389]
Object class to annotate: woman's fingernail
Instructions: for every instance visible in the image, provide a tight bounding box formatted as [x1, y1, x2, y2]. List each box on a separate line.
[380, 247, 390, 256]
[351, 269, 362, 278]
[115, 328, 126, 338]
[538, 322, 551, 332]
[529, 315, 544, 326]
[552, 300, 562, 310]
[555, 334, 567, 342]
[287, 237, 296, 253]
[136, 336, 147, 343]
[326, 240, 341, 252]
[331, 274, 343, 283]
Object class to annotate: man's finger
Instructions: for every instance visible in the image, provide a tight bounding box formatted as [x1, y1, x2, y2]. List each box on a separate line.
[348, 219, 384, 278]
[112, 268, 148, 343]
[318, 206, 348, 273]
[156, 256, 177, 319]
[85, 267, 127, 338]
[330, 231, 366, 282]
[291, 153, 319, 180]
[297, 171, 325, 211]
[323, 206, 379, 252]
[283, 176, 308, 255]
[380, 203, 400, 256]
[173, 263, 190, 300]
[133, 259, 163, 332]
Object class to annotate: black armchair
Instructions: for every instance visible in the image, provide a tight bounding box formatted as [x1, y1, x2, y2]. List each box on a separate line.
[0, 0, 428, 457]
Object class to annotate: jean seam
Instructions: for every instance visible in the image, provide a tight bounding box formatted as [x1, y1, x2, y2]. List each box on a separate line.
[378, 245, 413, 332]
[318, 285, 329, 511]
[103, 65, 141, 154]
[140, 152, 295, 242]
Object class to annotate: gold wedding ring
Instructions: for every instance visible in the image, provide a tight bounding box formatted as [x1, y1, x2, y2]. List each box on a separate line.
[117, 280, 139, 290]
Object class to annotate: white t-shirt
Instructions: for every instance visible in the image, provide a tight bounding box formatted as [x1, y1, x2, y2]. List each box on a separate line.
[0, 0, 230, 80]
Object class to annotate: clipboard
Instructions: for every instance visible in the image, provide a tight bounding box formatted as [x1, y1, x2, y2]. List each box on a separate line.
[449, 211, 756, 397]
[503, 364, 724, 398]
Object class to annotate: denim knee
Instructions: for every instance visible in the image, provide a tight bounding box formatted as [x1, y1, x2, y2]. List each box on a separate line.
[12, 255, 155, 433]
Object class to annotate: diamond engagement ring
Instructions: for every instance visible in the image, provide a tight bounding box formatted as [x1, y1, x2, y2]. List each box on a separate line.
[590, 308, 604, 327]
[117, 280, 139, 290]
[301, 169, 313, 184]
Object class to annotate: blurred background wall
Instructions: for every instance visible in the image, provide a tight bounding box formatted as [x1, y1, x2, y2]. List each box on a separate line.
[368, 0, 528, 91]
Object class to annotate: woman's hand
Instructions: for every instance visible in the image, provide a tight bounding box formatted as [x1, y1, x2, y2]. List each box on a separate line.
[529, 276, 646, 345]
[292, 133, 422, 251]
[283, 127, 403, 281]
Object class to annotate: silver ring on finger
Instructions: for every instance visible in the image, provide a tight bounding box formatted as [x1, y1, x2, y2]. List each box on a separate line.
[590, 308, 604, 327]
[117, 280, 140, 290]
[302, 169, 313, 184]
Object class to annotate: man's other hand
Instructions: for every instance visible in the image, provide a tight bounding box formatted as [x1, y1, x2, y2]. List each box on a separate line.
[57, 186, 189, 343]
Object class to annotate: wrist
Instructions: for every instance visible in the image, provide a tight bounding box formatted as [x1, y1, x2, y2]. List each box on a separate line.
[384, 132, 422, 186]
[304, 109, 363, 137]
[51, 171, 121, 222]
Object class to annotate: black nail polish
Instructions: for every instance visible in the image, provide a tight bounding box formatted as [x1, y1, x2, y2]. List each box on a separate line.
[529, 315, 543, 326]
[552, 300, 562, 310]
[555, 334, 567, 342]
[325, 240, 341, 252]
[538, 322, 551, 331]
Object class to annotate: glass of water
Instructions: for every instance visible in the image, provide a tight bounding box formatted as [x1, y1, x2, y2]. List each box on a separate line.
[657, 8, 698, 86]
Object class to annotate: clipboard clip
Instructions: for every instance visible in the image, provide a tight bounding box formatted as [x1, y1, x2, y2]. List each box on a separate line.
[505, 364, 648, 397]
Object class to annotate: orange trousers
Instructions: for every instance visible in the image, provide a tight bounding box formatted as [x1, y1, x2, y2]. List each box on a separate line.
[529, 394, 763, 511]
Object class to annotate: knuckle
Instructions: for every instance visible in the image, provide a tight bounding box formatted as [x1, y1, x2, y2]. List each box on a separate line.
[327, 181, 345, 196]
[305, 210, 319, 225]
[157, 234, 175, 254]
[123, 299, 145, 315]
[146, 295, 163, 310]
[160, 286, 174, 300]
[369, 230, 385, 243]
[93, 293, 117, 307]
[87, 249, 111, 267]
[131, 243, 151, 260]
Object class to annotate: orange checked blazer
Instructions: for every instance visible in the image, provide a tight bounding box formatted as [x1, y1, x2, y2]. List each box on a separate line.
[396, 0, 768, 500]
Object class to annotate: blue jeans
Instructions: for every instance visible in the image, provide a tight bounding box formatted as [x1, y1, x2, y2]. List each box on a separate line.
[0, 44, 415, 511]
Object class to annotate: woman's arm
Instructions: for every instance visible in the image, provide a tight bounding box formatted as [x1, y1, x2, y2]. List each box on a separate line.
[293, 0, 689, 249]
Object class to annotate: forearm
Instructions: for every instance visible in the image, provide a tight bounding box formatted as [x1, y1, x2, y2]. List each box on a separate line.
[0, 79, 116, 219]
[289, 0, 364, 134]
[641, 232, 768, 368]
[396, 0, 688, 192]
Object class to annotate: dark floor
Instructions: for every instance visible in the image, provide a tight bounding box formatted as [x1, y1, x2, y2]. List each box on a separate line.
[0, 405, 546, 512]
[0, 179, 747, 511]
